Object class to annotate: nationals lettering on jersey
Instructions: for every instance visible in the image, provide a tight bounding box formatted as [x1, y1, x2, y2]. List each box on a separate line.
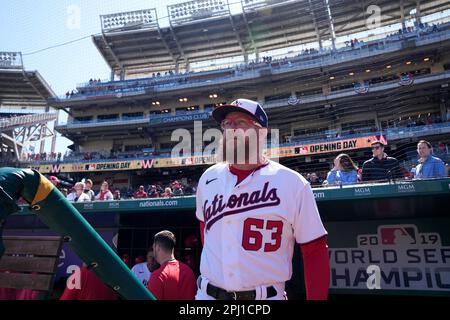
[196, 160, 327, 291]
[203, 181, 281, 231]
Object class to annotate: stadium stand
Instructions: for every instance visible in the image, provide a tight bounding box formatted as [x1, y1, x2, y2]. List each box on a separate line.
[0, 52, 57, 163]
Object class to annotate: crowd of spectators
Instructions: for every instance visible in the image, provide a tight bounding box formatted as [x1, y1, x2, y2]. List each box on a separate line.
[386, 22, 441, 42]
[383, 113, 443, 129]
[22, 151, 62, 162]
[298, 139, 449, 187]
[53, 177, 199, 203]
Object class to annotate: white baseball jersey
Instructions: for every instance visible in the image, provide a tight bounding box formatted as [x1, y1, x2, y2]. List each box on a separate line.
[131, 262, 151, 286]
[196, 160, 327, 291]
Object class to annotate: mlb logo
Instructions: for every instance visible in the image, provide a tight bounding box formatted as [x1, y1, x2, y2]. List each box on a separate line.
[379, 226, 416, 245]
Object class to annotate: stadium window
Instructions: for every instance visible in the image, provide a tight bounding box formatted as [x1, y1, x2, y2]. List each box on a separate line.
[176, 108, 187, 115]
[330, 83, 354, 92]
[159, 142, 177, 150]
[415, 68, 430, 75]
[186, 105, 199, 112]
[293, 127, 328, 138]
[122, 112, 144, 119]
[296, 88, 323, 96]
[264, 93, 291, 102]
[74, 116, 93, 123]
[98, 114, 119, 121]
[124, 145, 146, 152]
[369, 75, 396, 84]
[341, 120, 376, 132]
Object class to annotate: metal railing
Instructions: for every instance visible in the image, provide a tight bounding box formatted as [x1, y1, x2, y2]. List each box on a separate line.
[0, 113, 57, 130]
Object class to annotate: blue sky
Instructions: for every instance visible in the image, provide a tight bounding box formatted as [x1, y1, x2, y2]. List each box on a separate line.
[0, 0, 192, 95]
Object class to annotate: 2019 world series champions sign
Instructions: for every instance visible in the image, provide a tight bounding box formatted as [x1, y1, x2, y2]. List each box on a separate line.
[326, 219, 450, 294]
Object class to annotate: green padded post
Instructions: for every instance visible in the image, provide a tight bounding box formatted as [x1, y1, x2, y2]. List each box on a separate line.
[0, 167, 154, 300]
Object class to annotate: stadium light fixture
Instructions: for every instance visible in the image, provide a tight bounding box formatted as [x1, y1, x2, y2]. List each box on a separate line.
[101, 9, 157, 32]
[329, 76, 335, 80]
[406, 61, 412, 65]
[167, 0, 227, 25]
[386, 65, 392, 69]
[0, 51, 23, 69]
[151, 101, 160, 106]
[348, 72, 354, 76]
[423, 57, 430, 62]
[209, 94, 218, 99]
[365, 69, 371, 73]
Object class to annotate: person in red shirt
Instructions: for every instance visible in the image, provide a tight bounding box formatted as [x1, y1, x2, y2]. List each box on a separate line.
[60, 265, 119, 300]
[133, 185, 148, 199]
[147, 230, 196, 300]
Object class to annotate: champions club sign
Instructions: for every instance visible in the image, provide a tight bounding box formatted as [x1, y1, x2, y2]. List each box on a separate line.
[328, 223, 450, 292]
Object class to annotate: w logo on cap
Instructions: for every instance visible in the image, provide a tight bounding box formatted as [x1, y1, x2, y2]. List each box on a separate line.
[231, 100, 242, 106]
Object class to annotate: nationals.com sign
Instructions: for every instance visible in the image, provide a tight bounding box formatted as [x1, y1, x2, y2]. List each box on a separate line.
[328, 224, 450, 292]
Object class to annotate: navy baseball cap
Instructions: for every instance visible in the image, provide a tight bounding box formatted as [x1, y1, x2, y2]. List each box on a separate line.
[212, 99, 268, 128]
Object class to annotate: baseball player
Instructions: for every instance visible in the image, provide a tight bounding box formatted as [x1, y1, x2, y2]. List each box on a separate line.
[195, 99, 330, 300]
[131, 248, 159, 286]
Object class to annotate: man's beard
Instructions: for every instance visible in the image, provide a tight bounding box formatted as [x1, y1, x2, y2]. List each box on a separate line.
[218, 130, 264, 165]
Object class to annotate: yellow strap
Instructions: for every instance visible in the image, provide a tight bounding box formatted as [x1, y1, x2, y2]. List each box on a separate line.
[31, 174, 54, 205]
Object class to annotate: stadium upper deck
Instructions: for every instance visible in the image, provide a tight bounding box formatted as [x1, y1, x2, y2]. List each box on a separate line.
[0, 51, 57, 161]
[89, 0, 450, 77]
[0, 52, 54, 109]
